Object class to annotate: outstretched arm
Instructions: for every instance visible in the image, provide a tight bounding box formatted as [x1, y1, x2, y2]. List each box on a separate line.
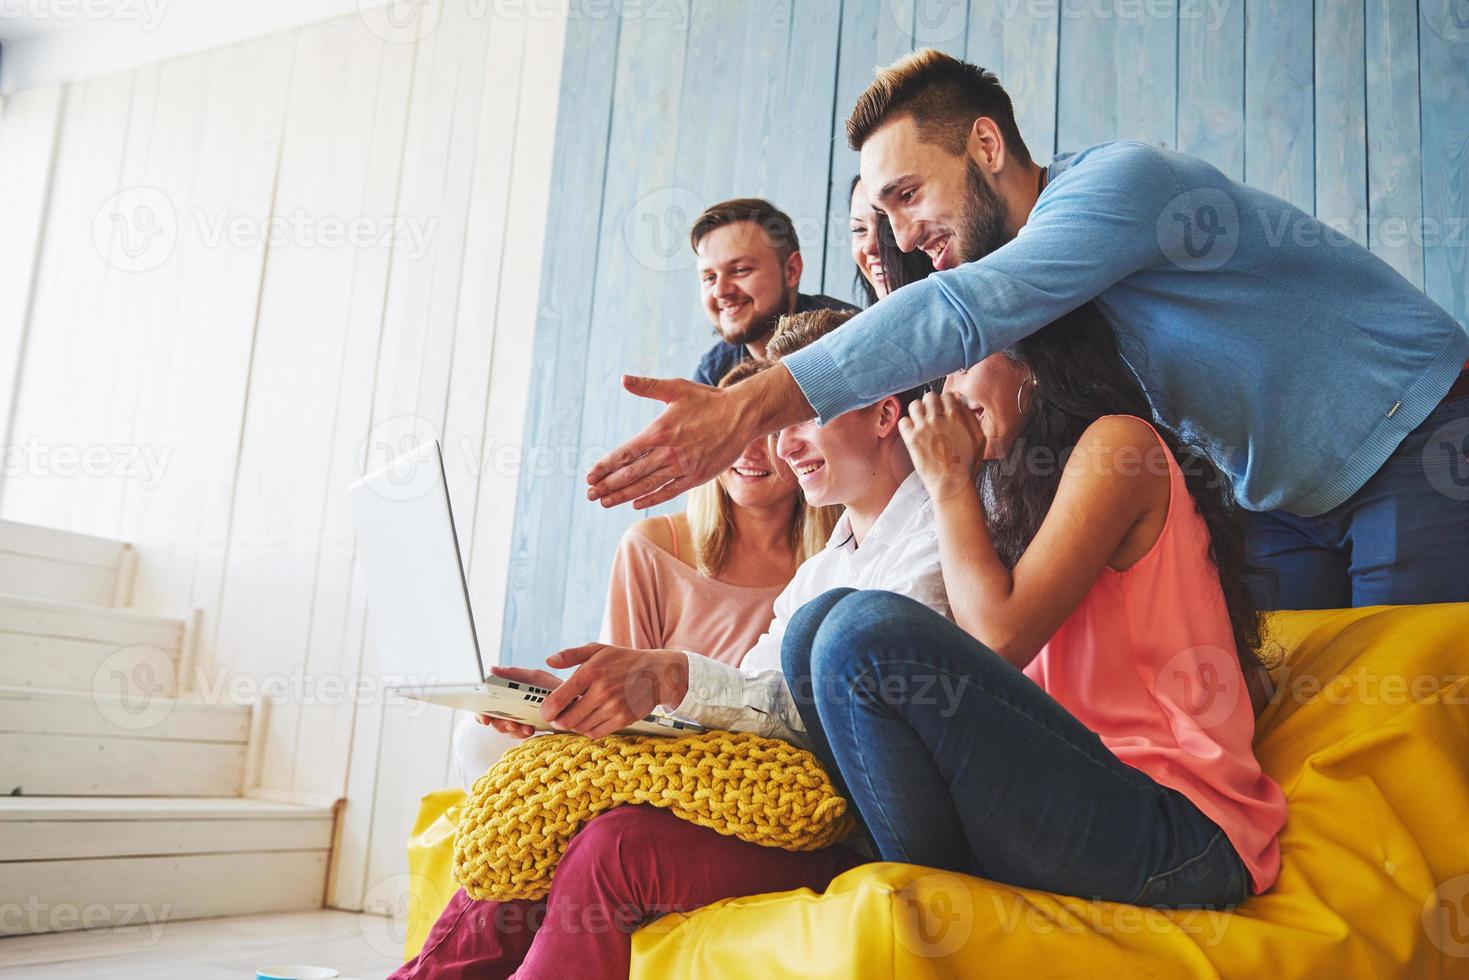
[586, 365, 814, 509]
[587, 144, 1178, 510]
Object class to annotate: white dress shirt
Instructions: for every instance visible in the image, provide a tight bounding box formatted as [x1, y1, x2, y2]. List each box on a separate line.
[671, 471, 950, 746]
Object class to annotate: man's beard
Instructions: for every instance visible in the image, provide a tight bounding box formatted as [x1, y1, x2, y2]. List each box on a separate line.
[720, 287, 795, 347]
[957, 159, 1014, 263]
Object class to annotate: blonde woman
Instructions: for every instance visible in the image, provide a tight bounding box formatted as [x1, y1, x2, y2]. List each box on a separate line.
[401, 309, 932, 980]
[451, 361, 837, 778]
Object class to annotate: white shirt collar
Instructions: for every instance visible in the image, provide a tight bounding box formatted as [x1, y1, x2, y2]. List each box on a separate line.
[827, 471, 929, 554]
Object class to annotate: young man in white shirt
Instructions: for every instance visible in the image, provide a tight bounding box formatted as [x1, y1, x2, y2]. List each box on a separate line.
[485, 308, 946, 746]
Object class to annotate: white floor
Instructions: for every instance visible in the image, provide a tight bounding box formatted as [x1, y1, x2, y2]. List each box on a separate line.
[0, 910, 403, 980]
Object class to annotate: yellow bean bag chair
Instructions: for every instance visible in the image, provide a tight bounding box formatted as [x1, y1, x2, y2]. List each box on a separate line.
[406, 604, 1469, 976]
[404, 787, 467, 958]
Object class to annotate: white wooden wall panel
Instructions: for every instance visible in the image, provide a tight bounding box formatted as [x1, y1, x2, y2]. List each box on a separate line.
[210, 15, 410, 802]
[285, 21, 416, 805]
[463, 10, 565, 661]
[4, 72, 135, 531]
[167, 35, 296, 664]
[0, 85, 64, 470]
[126, 36, 293, 622]
[335, 2, 569, 915]
[0, 2, 566, 915]
[108, 53, 214, 572]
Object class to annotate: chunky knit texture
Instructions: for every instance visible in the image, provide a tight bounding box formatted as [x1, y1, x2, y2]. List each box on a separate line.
[452, 731, 855, 901]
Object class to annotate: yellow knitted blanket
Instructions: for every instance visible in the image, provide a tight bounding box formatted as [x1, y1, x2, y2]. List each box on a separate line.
[452, 730, 855, 902]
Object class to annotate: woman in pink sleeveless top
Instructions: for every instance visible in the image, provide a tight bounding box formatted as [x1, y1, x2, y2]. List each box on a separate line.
[783, 301, 1287, 909]
[597, 366, 835, 665]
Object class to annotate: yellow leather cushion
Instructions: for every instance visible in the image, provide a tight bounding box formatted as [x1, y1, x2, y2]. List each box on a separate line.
[631, 604, 1469, 977]
[405, 605, 1469, 975]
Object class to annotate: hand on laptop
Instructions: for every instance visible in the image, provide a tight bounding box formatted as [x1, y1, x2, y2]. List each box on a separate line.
[478, 666, 563, 738]
[538, 644, 691, 739]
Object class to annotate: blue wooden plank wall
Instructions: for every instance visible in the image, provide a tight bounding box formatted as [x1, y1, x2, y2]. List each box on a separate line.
[501, 0, 1469, 667]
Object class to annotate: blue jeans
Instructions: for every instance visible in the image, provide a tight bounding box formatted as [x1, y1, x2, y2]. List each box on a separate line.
[1246, 392, 1469, 609]
[781, 588, 1251, 909]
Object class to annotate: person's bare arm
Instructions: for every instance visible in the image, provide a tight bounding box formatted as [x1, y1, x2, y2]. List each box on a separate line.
[935, 417, 1166, 667]
[585, 364, 814, 509]
[901, 398, 1166, 668]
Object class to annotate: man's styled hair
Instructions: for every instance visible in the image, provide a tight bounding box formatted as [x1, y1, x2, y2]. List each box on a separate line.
[845, 48, 1031, 164]
[690, 198, 801, 263]
[766, 308, 927, 411]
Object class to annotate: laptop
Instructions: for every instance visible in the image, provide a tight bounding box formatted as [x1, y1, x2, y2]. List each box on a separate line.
[347, 438, 706, 737]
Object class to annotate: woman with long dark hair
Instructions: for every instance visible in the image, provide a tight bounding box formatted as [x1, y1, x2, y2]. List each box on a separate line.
[782, 301, 1288, 909]
[847, 174, 933, 305]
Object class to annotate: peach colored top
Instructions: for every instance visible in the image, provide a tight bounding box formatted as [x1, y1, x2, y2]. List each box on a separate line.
[1022, 416, 1288, 894]
[598, 517, 785, 667]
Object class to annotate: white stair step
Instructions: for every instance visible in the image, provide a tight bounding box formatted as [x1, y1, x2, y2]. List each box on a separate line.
[0, 687, 250, 796]
[0, 850, 330, 937]
[1, 852, 330, 934]
[0, 796, 336, 861]
[0, 797, 338, 935]
[0, 520, 133, 608]
[0, 593, 187, 695]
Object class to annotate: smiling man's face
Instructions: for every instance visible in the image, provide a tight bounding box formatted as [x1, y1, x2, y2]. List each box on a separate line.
[860, 114, 1012, 271]
[696, 221, 801, 348]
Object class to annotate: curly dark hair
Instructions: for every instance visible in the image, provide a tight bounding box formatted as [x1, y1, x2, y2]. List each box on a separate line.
[979, 302, 1277, 671]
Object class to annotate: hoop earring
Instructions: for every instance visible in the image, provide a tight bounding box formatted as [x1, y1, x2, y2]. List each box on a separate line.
[1017, 375, 1037, 415]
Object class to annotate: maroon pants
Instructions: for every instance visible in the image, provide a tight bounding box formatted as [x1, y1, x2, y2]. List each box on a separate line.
[390, 806, 864, 979]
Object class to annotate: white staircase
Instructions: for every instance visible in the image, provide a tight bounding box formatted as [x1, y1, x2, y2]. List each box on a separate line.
[0, 520, 339, 936]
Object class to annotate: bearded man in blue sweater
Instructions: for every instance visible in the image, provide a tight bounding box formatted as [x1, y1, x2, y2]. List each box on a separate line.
[587, 49, 1469, 610]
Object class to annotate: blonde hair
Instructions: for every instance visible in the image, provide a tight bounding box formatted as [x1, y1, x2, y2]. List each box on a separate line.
[765, 307, 855, 360]
[845, 47, 1031, 163]
[687, 359, 839, 577]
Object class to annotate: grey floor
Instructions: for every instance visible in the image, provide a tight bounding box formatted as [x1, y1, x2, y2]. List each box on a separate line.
[0, 910, 403, 980]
